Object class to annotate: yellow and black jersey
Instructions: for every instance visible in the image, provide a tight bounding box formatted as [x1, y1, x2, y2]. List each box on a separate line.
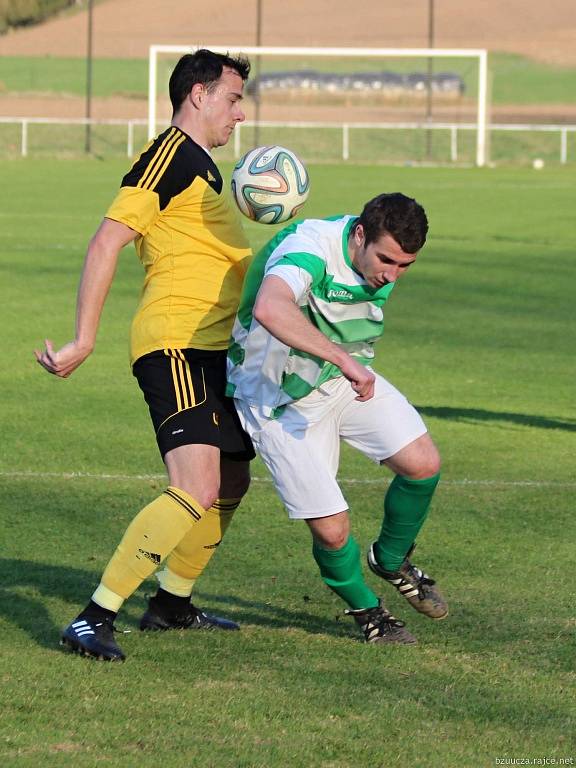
[105, 126, 252, 364]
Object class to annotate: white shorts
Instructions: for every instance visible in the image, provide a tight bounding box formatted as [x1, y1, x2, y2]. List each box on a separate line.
[235, 373, 427, 519]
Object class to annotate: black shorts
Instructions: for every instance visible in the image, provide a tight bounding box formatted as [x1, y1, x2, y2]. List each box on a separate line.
[133, 348, 255, 461]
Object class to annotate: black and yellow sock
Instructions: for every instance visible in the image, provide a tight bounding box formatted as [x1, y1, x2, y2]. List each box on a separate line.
[92, 487, 206, 611]
[155, 497, 241, 597]
[374, 473, 440, 572]
[312, 535, 379, 610]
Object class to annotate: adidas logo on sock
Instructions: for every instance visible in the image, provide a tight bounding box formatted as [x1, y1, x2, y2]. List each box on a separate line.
[138, 549, 161, 564]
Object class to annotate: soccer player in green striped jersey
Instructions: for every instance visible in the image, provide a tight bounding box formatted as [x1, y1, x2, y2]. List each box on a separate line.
[227, 193, 447, 644]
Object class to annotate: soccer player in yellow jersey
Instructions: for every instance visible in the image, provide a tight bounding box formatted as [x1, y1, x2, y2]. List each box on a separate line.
[35, 50, 254, 661]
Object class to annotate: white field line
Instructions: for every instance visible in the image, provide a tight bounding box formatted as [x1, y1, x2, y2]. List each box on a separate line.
[0, 471, 574, 488]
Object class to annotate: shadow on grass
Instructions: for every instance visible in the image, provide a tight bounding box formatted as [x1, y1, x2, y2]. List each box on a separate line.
[190, 589, 350, 638]
[0, 558, 348, 651]
[1, 558, 572, 676]
[417, 405, 576, 432]
[0, 559, 101, 652]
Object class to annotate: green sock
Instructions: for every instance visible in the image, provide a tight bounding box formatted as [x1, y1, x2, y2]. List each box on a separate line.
[312, 535, 379, 610]
[374, 473, 440, 572]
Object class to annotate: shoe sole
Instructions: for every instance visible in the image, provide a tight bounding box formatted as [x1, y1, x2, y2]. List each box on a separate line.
[139, 622, 168, 632]
[398, 598, 449, 621]
[405, 598, 449, 621]
[60, 636, 125, 662]
[139, 622, 238, 631]
[139, 609, 240, 632]
[365, 631, 418, 645]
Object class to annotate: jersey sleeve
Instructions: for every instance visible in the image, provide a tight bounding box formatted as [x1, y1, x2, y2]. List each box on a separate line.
[105, 127, 211, 237]
[272, 249, 325, 289]
[266, 264, 312, 302]
[105, 186, 159, 236]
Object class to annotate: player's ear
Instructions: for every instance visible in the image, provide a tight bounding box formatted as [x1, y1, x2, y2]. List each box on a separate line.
[354, 223, 365, 246]
[190, 83, 204, 108]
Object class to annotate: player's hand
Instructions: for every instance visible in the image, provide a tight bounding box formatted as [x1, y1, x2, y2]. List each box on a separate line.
[34, 338, 92, 378]
[339, 356, 375, 401]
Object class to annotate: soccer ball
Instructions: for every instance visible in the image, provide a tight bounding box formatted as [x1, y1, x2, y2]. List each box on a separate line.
[231, 145, 310, 224]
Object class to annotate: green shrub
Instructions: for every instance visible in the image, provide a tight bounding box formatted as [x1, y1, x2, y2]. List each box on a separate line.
[0, 0, 75, 32]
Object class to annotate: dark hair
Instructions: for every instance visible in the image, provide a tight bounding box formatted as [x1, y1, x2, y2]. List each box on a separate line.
[356, 193, 428, 253]
[169, 49, 251, 116]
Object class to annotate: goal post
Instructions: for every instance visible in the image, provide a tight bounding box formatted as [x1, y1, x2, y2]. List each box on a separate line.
[148, 45, 488, 167]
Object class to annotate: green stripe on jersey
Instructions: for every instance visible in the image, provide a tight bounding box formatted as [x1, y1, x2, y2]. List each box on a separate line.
[228, 341, 244, 365]
[236, 219, 303, 330]
[311, 277, 393, 304]
[306, 307, 384, 345]
[275, 252, 325, 286]
[228, 215, 396, 417]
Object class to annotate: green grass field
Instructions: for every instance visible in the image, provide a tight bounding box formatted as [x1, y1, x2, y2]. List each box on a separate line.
[0, 159, 575, 767]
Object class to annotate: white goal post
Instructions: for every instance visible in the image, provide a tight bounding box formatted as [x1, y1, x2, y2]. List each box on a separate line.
[148, 45, 488, 166]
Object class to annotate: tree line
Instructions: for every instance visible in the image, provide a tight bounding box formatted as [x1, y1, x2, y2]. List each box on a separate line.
[0, 0, 76, 34]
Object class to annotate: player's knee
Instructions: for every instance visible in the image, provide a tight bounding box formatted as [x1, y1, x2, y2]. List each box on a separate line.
[219, 460, 251, 500]
[322, 530, 349, 550]
[174, 482, 220, 512]
[407, 455, 441, 481]
[308, 512, 350, 550]
[421, 445, 441, 478]
[402, 436, 441, 480]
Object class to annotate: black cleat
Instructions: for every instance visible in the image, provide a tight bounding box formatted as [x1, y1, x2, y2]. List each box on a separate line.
[60, 616, 126, 661]
[139, 597, 240, 632]
[367, 542, 448, 620]
[345, 600, 417, 644]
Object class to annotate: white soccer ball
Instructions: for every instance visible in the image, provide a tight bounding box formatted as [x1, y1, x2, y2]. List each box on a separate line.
[231, 145, 310, 224]
[532, 158, 545, 170]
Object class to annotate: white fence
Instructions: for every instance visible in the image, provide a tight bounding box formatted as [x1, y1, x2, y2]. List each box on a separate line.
[0, 117, 145, 158]
[233, 120, 576, 165]
[0, 116, 574, 164]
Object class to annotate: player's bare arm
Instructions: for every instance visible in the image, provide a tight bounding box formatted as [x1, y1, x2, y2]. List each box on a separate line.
[253, 275, 375, 401]
[35, 217, 137, 378]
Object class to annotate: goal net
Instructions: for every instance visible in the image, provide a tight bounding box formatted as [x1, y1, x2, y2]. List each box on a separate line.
[148, 45, 488, 167]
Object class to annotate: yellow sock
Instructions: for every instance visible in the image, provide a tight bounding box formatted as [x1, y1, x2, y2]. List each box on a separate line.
[91, 583, 125, 613]
[158, 497, 241, 592]
[98, 487, 206, 601]
[155, 568, 196, 598]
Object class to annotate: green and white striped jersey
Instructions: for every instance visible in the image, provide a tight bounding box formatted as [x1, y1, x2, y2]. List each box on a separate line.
[226, 215, 396, 417]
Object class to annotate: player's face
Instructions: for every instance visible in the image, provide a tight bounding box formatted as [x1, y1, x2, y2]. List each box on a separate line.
[201, 67, 246, 149]
[350, 225, 417, 288]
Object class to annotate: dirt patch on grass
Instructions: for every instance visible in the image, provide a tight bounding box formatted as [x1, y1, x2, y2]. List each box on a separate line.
[1, 93, 575, 124]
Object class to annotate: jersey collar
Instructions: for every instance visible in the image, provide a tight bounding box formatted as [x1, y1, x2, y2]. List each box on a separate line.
[342, 216, 359, 272]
